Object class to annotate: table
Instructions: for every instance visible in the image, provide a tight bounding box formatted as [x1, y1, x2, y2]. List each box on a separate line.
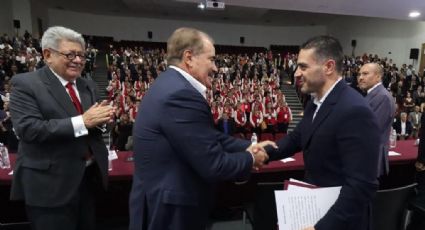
[0, 140, 419, 184]
[0, 140, 419, 226]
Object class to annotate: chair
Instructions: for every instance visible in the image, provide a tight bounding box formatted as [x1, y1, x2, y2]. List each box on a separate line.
[245, 132, 253, 141]
[260, 133, 274, 141]
[372, 183, 417, 230]
[0, 222, 30, 230]
[242, 182, 284, 230]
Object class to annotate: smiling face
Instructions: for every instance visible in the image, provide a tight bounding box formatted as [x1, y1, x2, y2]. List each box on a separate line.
[186, 38, 217, 89]
[43, 40, 85, 81]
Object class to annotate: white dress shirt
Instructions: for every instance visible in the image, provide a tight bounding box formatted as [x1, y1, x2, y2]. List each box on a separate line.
[50, 68, 88, 137]
[312, 77, 342, 121]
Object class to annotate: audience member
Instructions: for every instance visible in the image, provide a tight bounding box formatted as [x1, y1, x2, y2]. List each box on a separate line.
[393, 112, 413, 140]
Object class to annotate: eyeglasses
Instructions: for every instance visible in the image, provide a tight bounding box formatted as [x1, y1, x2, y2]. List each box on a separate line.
[49, 48, 86, 61]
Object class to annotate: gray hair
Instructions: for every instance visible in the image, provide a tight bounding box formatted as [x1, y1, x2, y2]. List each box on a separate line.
[166, 27, 214, 66]
[41, 26, 85, 50]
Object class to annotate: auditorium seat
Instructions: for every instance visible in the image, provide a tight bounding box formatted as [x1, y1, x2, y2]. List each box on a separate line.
[373, 183, 416, 230]
[274, 132, 286, 141]
[260, 133, 274, 141]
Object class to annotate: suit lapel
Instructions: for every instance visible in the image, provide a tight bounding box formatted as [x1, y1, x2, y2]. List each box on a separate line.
[76, 78, 95, 112]
[41, 67, 78, 116]
[365, 84, 381, 103]
[304, 81, 345, 146]
[171, 68, 214, 124]
[41, 67, 94, 115]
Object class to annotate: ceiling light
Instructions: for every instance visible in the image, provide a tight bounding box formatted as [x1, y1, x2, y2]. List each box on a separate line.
[198, 2, 205, 9]
[409, 11, 421, 18]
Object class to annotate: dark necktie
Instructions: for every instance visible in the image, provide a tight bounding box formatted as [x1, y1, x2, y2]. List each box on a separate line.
[66, 82, 83, 114]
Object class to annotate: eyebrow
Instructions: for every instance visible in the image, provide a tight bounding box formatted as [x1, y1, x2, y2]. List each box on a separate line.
[298, 63, 308, 68]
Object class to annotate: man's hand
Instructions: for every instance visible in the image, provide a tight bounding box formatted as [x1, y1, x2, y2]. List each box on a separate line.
[302, 226, 315, 230]
[82, 100, 115, 128]
[253, 140, 278, 150]
[246, 141, 277, 170]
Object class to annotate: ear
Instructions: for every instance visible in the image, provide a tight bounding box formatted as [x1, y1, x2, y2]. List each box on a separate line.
[182, 49, 193, 68]
[42, 49, 52, 64]
[323, 59, 336, 75]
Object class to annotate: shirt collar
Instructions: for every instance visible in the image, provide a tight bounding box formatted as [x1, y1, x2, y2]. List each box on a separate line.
[312, 77, 342, 107]
[49, 67, 74, 87]
[169, 65, 207, 99]
[367, 82, 382, 94]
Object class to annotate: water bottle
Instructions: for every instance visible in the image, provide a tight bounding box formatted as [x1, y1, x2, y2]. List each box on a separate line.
[389, 129, 397, 149]
[251, 132, 258, 145]
[0, 143, 10, 169]
[108, 159, 113, 171]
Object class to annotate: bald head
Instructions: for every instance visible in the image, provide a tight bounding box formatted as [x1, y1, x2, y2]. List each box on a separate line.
[358, 63, 383, 91]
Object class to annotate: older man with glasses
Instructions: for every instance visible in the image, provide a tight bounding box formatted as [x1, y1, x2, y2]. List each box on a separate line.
[9, 26, 114, 230]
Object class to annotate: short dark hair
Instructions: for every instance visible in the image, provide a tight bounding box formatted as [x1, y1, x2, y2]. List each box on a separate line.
[300, 35, 343, 73]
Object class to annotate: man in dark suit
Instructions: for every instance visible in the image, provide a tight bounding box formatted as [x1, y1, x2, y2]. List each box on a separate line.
[268, 36, 380, 230]
[358, 63, 396, 177]
[9, 26, 114, 230]
[393, 112, 413, 140]
[129, 28, 272, 230]
[408, 109, 425, 230]
[217, 112, 236, 136]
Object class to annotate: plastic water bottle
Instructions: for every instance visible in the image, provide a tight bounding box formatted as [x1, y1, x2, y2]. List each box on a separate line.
[389, 129, 397, 149]
[0, 143, 10, 169]
[108, 159, 113, 171]
[251, 133, 258, 145]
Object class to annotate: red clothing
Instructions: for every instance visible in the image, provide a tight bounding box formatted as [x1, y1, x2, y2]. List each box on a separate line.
[277, 106, 291, 123]
[264, 109, 277, 125]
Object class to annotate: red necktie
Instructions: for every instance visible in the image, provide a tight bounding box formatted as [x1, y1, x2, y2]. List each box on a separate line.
[66, 82, 83, 114]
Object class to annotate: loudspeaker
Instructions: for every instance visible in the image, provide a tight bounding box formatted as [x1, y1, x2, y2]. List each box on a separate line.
[13, 20, 20, 29]
[410, 48, 419, 59]
[148, 31, 152, 39]
[351, 39, 357, 47]
[240, 36, 245, 44]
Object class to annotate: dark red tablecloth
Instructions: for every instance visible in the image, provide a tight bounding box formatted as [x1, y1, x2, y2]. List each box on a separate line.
[258, 139, 418, 173]
[0, 140, 418, 184]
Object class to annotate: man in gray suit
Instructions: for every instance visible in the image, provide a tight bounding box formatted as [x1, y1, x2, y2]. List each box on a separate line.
[9, 26, 114, 230]
[358, 63, 396, 176]
[409, 106, 422, 139]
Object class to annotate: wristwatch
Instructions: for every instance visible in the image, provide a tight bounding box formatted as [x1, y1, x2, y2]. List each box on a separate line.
[415, 161, 425, 171]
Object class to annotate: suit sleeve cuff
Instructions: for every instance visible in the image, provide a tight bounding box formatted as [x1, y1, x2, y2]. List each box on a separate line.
[71, 115, 89, 137]
[250, 151, 255, 167]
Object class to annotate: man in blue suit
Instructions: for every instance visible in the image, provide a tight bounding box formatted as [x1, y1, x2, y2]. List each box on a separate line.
[129, 27, 272, 230]
[268, 36, 380, 230]
[358, 63, 396, 177]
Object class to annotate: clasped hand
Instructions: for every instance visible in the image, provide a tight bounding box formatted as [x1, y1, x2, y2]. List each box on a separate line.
[82, 100, 116, 128]
[246, 140, 277, 170]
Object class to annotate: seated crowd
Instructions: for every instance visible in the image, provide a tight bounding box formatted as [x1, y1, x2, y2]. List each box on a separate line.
[0, 31, 43, 151]
[105, 45, 295, 150]
[330, 54, 425, 140]
[2, 31, 425, 150]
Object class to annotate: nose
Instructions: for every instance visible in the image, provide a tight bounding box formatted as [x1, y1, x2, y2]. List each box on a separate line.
[73, 55, 84, 63]
[294, 68, 301, 78]
[212, 63, 218, 72]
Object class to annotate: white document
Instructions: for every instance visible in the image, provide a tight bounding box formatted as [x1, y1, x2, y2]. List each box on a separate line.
[281, 157, 295, 163]
[275, 186, 341, 230]
[108, 150, 118, 161]
[388, 151, 401, 156]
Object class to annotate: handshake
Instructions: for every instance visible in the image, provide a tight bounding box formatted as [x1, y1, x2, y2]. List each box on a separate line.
[246, 141, 277, 170]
